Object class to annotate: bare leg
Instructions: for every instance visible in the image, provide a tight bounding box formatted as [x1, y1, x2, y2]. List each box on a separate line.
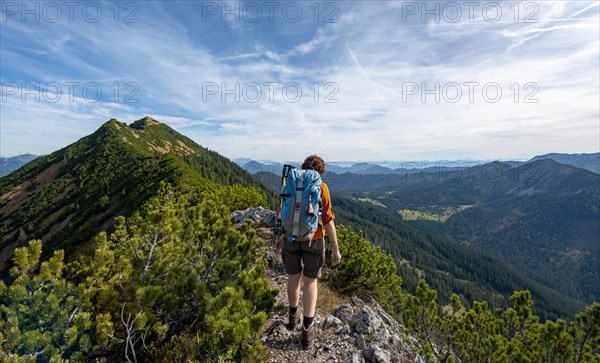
[287, 273, 302, 308]
[302, 276, 318, 318]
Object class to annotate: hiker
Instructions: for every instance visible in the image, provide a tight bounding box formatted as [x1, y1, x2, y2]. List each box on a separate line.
[274, 154, 342, 350]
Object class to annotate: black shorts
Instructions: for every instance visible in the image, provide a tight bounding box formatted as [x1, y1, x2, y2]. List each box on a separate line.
[281, 238, 325, 279]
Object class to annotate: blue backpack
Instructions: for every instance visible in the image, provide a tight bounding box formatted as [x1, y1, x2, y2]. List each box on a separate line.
[280, 167, 322, 242]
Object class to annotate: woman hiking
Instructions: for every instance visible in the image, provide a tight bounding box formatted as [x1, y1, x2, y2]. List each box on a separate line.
[275, 154, 342, 350]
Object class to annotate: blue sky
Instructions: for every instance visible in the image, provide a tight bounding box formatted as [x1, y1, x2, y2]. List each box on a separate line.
[1, 0, 598, 162]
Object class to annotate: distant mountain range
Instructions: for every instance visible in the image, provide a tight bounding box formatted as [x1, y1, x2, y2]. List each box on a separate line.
[529, 153, 599, 174]
[236, 152, 599, 175]
[0, 154, 37, 177]
[6, 153, 596, 179]
[322, 159, 600, 305]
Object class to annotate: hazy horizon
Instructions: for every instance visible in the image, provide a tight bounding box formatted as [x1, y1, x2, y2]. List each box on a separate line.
[4, 150, 600, 164]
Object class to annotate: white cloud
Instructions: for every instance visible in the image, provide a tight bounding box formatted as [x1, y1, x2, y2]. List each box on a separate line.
[1, 1, 598, 162]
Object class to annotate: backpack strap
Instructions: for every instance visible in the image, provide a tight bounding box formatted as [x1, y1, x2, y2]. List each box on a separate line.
[291, 170, 305, 240]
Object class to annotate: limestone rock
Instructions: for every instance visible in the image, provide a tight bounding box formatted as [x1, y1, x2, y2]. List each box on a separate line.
[351, 305, 383, 335]
[351, 296, 366, 308]
[231, 206, 276, 227]
[332, 304, 354, 324]
[344, 352, 366, 363]
[322, 315, 344, 331]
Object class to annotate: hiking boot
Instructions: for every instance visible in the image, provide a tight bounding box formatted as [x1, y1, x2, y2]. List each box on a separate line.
[301, 322, 315, 350]
[286, 312, 300, 330]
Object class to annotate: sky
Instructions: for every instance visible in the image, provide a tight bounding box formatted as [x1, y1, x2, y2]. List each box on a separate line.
[0, 0, 599, 162]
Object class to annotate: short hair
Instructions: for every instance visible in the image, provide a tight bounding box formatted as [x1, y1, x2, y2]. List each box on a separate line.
[302, 155, 325, 174]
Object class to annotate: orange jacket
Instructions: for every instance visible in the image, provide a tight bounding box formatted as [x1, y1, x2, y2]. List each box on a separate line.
[313, 182, 335, 240]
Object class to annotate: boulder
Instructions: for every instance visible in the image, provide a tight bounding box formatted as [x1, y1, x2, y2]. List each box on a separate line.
[364, 345, 391, 363]
[351, 306, 383, 335]
[322, 315, 344, 331]
[332, 303, 354, 324]
[344, 352, 366, 363]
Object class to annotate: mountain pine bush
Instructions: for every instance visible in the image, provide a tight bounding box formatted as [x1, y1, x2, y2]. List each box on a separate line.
[0, 183, 276, 362]
[328, 226, 599, 363]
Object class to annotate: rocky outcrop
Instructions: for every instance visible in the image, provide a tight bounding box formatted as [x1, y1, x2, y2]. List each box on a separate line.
[232, 206, 277, 227]
[260, 279, 425, 363]
[328, 297, 424, 363]
[233, 209, 426, 363]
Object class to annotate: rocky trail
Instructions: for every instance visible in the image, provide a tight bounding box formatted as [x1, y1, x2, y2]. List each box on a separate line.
[233, 208, 426, 363]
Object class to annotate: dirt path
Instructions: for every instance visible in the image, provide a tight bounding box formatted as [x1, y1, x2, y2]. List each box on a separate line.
[257, 225, 357, 363]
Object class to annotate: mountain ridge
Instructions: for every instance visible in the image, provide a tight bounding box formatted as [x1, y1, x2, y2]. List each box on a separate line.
[0, 117, 270, 272]
[529, 152, 599, 173]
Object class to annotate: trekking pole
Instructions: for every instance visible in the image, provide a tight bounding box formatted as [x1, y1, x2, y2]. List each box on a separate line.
[274, 164, 293, 238]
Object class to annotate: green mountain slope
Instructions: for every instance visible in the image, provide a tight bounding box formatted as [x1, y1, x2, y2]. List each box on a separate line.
[0, 179, 275, 362]
[346, 160, 600, 304]
[316, 159, 599, 304]
[333, 196, 586, 321]
[0, 117, 270, 271]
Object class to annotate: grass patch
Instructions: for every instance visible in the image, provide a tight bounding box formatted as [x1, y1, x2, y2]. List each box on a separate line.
[400, 204, 474, 222]
[318, 282, 351, 315]
[355, 197, 387, 208]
